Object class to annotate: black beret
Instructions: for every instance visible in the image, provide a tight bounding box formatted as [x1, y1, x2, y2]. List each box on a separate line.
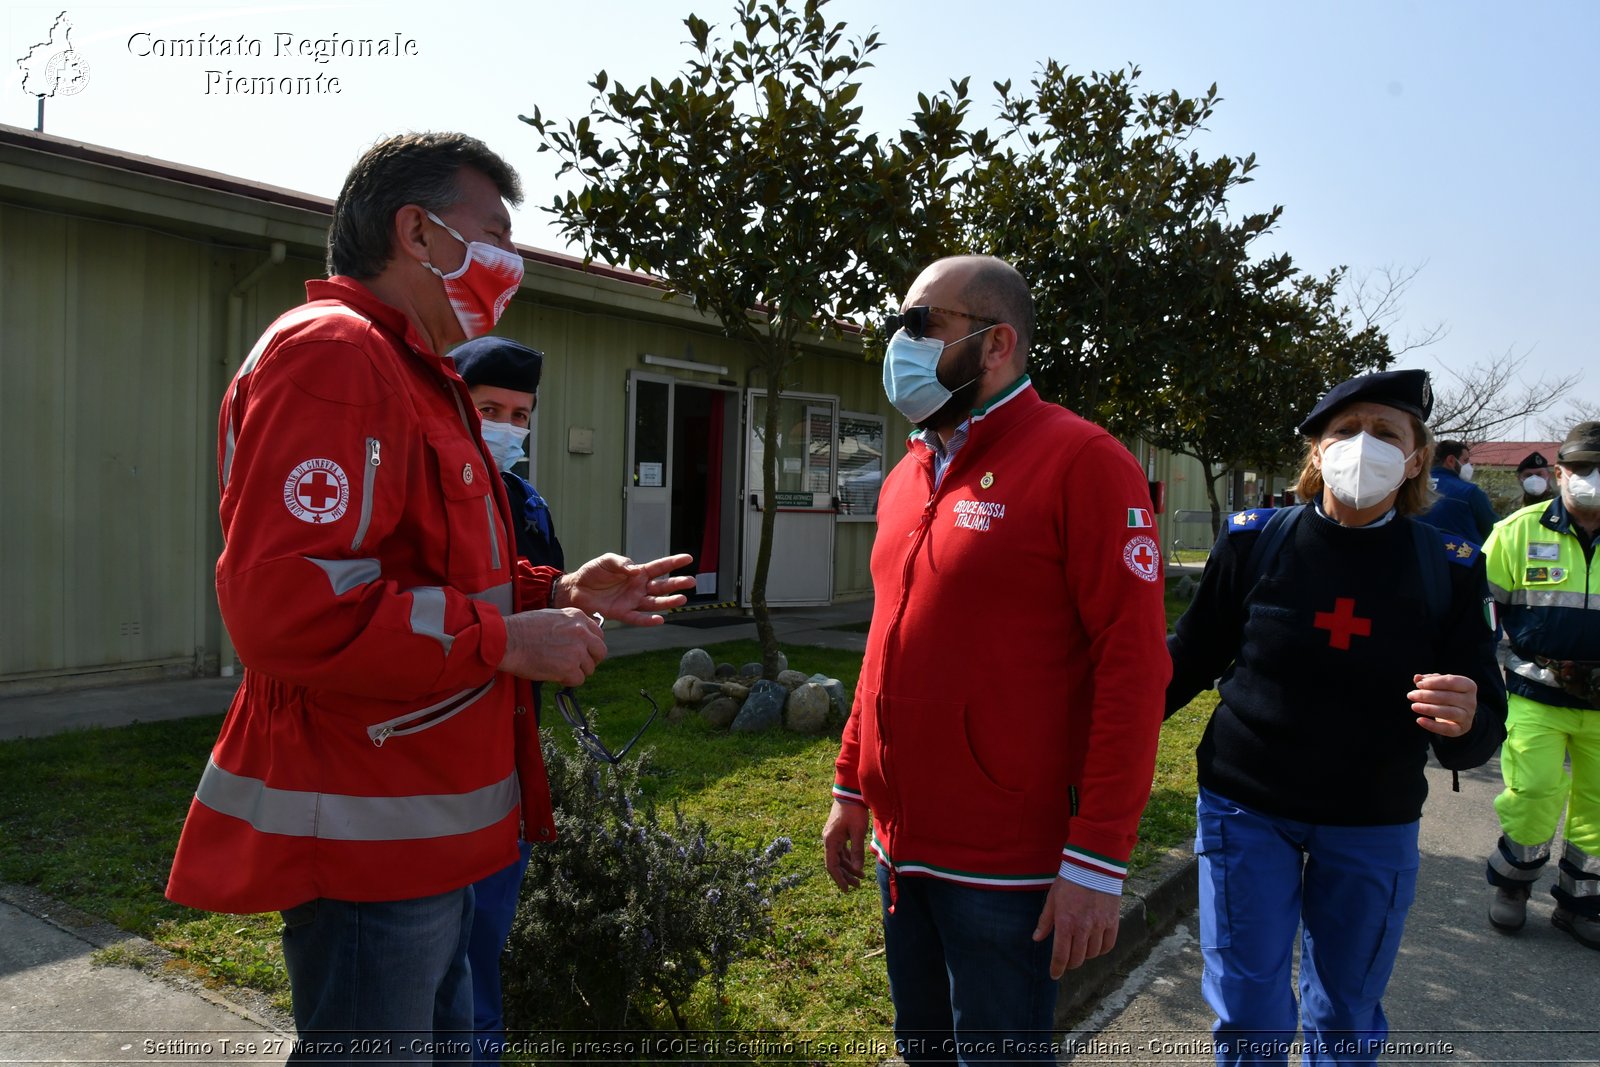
[1558, 421, 1600, 464]
[1516, 450, 1550, 473]
[1296, 369, 1433, 437]
[451, 337, 543, 394]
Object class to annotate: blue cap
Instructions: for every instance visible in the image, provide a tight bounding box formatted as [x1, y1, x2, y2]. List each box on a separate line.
[452, 337, 543, 394]
[1296, 369, 1432, 437]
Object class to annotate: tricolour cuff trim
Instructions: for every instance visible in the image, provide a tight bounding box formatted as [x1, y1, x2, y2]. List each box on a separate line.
[832, 784, 865, 806]
[1057, 859, 1124, 896]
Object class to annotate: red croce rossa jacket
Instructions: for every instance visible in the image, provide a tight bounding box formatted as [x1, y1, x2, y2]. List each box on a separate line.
[833, 378, 1169, 895]
[167, 277, 555, 915]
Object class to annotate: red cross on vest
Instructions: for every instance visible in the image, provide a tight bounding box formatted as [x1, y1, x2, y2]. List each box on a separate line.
[1313, 597, 1371, 650]
[297, 470, 340, 510]
[1132, 542, 1156, 571]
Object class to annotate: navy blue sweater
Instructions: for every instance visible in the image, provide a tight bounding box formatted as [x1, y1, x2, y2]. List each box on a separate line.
[1167, 507, 1506, 826]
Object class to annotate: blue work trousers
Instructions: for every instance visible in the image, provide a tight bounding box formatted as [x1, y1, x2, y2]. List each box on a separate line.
[467, 840, 533, 1065]
[876, 863, 1060, 1065]
[1195, 787, 1418, 1067]
[280, 888, 475, 1065]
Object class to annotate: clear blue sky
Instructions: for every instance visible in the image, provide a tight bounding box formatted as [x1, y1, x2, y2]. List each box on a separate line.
[7, 0, 1595, 424]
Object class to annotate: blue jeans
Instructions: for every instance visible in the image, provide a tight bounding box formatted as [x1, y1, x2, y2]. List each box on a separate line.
[467, 841, 533, 1065]
[876, 864, 1060, 1065]
[1195, 787, 1419, 1067]
[280, 889, 475, 1065]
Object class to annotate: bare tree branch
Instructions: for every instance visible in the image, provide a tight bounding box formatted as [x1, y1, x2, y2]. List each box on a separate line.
[1428, 347, 1584, 442]
[1346, 263, 1447, 359]
[1540, 396, 1600, 441]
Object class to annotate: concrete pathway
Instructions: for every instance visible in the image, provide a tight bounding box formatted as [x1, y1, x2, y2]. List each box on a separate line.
[1059, 760, 1600, 1065]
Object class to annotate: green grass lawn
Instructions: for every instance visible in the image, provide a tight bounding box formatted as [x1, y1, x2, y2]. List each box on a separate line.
[0, 607, 1210, 1060]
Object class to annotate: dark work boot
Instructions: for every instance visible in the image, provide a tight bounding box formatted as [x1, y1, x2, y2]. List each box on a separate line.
[1488, 883, 1530, 932]
[1552, 907, 1600, 950]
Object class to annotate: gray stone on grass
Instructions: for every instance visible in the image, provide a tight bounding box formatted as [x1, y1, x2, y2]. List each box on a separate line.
[678, 648, 715, 682]
[785, 683, 830, 734]
[700, 696, 739, 729]
[739, 662, 764, 682]
[671, 675, 706, 705]
[775, 669, 808, 692]
[731, 680, 786, 733]
[714, 662, 738, 680]
[715, 682, 750, 704]
[806, 673, 849, 724]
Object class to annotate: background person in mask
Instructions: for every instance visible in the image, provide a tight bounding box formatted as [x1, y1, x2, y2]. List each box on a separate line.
[1517, 449, 1555, 508]
[1481, 421, 1600, 950]
[822, 255, 1169, 1064]
[166, 131, 695, 1059]
[1422, 440, 1498, 541]
[1166, 369, 1506, 1065]
[451, 335, 563, 1064]
[454, 337, 563, 569]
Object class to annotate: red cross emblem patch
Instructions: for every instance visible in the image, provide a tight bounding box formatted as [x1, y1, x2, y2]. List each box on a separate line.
[283, 458, 350, 524]
[1122, 534, 1161, 583]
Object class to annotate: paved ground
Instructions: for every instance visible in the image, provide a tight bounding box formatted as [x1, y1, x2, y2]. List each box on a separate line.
[1057, 760, 1600, 1066]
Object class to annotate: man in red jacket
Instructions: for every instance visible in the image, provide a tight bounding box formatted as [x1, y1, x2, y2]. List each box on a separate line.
[822, 256, 1169, 1063]
[167, 132, 693, 1061]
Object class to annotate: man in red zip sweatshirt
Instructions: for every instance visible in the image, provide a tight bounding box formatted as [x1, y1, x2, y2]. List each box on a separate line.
[167, 132, 693, 1062]
[823, 256, 1169, 1064]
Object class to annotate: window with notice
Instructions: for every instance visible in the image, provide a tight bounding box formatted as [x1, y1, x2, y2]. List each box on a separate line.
[836, 412, 886, 520]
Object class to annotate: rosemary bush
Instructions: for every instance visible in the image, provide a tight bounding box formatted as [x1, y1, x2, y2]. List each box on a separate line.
[502, 731, 799, 1038]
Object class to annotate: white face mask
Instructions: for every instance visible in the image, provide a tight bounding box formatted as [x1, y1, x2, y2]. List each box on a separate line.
[480, 419, 529, 473]
[1522, 474, 1548, 496]
[1319, 432, 1415, 510]
[1563, 469, 1600, 509]
[1458, 462, 1475, 482]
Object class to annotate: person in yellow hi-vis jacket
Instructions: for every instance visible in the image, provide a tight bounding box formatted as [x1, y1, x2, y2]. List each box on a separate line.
[1483, 420, 1600, 950]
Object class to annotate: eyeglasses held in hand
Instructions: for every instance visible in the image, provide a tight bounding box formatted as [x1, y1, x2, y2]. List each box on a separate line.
[555, 687, 659, 764]
[885, 305, 1000, 341]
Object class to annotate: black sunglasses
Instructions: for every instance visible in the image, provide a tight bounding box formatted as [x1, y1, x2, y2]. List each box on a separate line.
[886, 305, 1000, 341]
[555, 687, 659, 764]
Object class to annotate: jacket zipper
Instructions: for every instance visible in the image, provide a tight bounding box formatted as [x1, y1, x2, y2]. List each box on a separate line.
[351, 437, 381, 551]
[878, 453, 942, 848]
[368, 680, 494, 747]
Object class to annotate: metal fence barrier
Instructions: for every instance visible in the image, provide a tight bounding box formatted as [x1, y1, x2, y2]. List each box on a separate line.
[1170, 509, 1215, 555]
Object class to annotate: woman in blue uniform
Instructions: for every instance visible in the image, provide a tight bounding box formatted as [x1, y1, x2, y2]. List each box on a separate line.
[1166, 369, 1506, 1066]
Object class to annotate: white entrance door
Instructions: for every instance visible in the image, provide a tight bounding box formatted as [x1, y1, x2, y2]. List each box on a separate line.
[624, 371, 673, 566]
[742, 389, 837, 607]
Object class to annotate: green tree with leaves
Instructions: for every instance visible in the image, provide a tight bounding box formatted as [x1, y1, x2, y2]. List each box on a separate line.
[955, 62, 1390, 532]
[521, 0, 970, 674]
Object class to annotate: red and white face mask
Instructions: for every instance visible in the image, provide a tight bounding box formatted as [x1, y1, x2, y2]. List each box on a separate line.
[422, 211, 524, 340]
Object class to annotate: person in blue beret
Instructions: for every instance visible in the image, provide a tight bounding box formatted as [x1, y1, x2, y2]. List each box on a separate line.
[452, 335, 563, 1065]
[1516, 449, 1554, 508]
[1166, 368, 1507, 1065]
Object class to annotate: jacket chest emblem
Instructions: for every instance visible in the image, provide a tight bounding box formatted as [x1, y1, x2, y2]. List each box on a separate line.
[952, 497, 1006, 532]
[283, 458, 350, 524]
